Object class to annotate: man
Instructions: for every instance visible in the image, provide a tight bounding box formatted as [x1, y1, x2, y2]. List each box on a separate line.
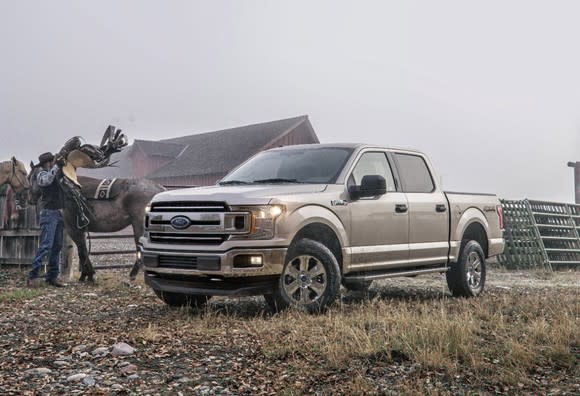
[27, 152, 66, 287]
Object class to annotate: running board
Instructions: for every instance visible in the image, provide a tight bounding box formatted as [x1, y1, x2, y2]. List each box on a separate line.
[344, 266, 448, 281]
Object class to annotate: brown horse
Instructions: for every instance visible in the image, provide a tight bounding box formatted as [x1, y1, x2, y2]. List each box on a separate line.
[28, 167, 165, 282]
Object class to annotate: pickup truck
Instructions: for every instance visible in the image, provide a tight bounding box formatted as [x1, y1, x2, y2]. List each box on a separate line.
[141, 144, 504, 312]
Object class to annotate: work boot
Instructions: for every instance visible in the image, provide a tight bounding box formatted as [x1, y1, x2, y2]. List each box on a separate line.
[46, 278, 66, 288]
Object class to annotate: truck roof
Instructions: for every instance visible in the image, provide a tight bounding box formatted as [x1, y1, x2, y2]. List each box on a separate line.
[267, 143, 425, 155]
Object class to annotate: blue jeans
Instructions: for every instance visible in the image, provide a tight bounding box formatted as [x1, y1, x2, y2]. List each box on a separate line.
[29, 209, 64, 281]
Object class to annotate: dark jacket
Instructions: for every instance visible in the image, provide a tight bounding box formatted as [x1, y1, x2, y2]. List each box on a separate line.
[37, 165, 64, 210]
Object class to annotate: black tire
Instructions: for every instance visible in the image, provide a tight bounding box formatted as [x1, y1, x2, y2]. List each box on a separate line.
[341, 279, 373, 292]
[154, 290, 210, 309]
[266, 238, 341, 313]
[446, 240, 486, 297]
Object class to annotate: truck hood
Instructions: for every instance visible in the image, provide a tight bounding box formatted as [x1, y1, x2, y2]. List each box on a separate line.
[153, 184, 328, 205]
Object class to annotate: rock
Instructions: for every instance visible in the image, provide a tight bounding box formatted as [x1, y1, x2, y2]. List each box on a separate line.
[111, 342, 135, 356]
[82, 293, 98, 297]
[25, 367, 52, 375]
[127, 374, 140, 380]
[83, 376, 96, 386]
[111, 384, 123, 390]
[92, 347, 109, 356]
[53, 360, 69, 367]
[72, 345, 88, 353]
[119, 364, 138, 375]
[67, 373, 88, 382]
[178, 376, 193, 383]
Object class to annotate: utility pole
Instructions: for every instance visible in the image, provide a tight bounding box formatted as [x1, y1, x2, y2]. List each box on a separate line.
[568, 161, 580, 204]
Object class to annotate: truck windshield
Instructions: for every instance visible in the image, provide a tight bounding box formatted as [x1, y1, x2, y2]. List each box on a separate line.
[220, 147, 353, 184]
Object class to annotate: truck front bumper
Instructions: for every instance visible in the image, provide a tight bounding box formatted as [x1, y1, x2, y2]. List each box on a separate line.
[142, 246, 287, 297]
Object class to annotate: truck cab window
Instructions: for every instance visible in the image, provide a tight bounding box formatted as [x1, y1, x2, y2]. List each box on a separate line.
[349, 152, 396, 191]
[394, 153, 435, 193]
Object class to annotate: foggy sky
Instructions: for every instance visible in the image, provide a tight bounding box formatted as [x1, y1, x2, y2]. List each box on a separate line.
[1, 1, 579, 202]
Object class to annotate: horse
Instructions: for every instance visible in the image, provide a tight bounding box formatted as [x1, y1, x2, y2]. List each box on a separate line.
[0, 158, 30, 226]
[0, 157, 30, 193]
[28, 166, 165, 282]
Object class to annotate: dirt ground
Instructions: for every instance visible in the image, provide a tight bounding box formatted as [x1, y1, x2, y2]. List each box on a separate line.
[0, 265, 578, 395]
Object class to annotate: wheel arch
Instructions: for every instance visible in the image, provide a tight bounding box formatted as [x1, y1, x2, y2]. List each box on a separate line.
[461, 221, 489, 258]
[289, 222, 343, 272]
[452, 208, 490, 258]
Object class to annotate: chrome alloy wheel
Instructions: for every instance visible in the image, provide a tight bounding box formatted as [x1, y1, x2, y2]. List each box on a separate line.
[282, 255, 327, 305]
[466, 251, 483, 291]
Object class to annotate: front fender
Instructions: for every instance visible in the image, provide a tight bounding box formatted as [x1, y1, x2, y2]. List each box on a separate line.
[277, 204, 349, 248]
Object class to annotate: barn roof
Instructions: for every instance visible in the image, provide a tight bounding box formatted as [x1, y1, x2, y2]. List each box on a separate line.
[147, 115, 317, 179]
[132, 140, 186, 158]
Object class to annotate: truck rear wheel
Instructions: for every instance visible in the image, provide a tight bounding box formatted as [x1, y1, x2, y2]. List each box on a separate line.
[446, 240, 486, 297]
[154, 290, 210, 309]
[265, 238, 341, 313]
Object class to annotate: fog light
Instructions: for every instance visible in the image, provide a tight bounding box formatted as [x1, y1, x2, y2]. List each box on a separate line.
[250, 255, 262, 265]
[137, 250, 143, 260]
[233, 254, 264, 268]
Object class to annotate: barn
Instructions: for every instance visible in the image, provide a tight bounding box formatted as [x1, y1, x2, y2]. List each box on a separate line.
[83, 115, 319, 186]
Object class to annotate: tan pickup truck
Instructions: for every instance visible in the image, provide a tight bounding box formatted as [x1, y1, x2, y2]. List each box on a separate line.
[141, 144, 504, 312]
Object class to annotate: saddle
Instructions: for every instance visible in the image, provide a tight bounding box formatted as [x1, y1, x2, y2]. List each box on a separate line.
[57, 126, 128, 229]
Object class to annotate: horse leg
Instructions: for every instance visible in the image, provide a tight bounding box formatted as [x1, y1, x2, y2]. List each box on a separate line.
[128, 219, 144, 281]
[69, 230, 95, 282]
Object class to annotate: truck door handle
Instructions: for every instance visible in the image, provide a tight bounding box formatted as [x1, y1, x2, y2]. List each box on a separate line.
[395, 204, 408, 213]
[436, 204, 447, 213]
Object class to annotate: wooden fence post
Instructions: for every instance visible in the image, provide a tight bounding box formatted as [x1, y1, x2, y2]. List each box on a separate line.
[61, 232, 74, 281]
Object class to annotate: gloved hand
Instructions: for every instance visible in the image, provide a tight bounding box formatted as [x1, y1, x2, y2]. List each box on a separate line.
[55, 154, 66, 168]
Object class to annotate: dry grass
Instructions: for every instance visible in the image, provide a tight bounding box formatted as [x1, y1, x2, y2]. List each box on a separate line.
[1, 268, 578, 394]
[243, 292, 578, 383]
[0, 288, 43, 303]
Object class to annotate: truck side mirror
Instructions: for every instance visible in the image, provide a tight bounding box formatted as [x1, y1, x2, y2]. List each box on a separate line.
[349, 175, 387, 200]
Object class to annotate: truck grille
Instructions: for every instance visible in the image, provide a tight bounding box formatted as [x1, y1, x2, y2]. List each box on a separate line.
[147, 201, 250, 245]
[150, 201, 227, 213]
[158, 255, 199, 269]
[150, 232, 227, 245]
[156, 255, 221, 270]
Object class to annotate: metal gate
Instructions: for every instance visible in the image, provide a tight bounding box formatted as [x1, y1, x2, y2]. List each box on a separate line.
[498, 199, 580, 270]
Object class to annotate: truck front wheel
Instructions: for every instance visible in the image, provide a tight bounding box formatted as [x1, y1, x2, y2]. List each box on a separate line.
[154, 290, 210, 309]
[265, 239, 341, 313]
[446, 240, 486, 297]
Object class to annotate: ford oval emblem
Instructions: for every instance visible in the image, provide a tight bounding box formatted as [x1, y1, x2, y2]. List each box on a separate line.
[170, 216, 191, 230]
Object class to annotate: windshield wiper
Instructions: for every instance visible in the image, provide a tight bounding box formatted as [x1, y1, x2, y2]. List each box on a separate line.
[219, 180, 251, 185]
[253, 178, 303, 184]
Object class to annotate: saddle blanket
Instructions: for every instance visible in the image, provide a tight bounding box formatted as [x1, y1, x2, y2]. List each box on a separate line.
[94, 178, 117, 200]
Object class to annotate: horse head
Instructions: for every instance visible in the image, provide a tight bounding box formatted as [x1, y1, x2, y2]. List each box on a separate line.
[2, 157, 30, 193]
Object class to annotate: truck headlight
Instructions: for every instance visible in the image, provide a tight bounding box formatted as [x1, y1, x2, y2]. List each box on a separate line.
[229, 205, 284, 240]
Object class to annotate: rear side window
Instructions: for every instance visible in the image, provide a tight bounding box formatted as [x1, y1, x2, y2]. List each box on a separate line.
[394, 153, 435, 193]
